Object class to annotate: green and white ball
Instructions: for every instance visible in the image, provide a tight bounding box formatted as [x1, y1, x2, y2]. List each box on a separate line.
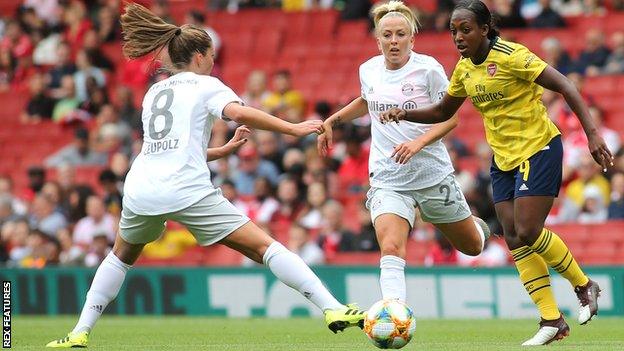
[363, 299, 416, 349]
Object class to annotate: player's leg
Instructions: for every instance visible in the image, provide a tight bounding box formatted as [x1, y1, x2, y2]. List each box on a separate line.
[219, 221, 364, 332]
[490, 158, 567, 346]
[176, 192, 363, 333]
[416, 174, 487, 256]
[512, 136, 599, 325]
[496, 200, 568, 346]
[47, 209, 163, 348]
[366, 187, 415, 303]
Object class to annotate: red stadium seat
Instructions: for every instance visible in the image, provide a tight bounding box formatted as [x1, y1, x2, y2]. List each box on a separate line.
[250, 28, 283, 60]
[326, 252, 380, 265]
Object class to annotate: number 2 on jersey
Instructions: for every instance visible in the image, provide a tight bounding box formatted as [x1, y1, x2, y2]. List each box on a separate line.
[148, 88, 174, 140]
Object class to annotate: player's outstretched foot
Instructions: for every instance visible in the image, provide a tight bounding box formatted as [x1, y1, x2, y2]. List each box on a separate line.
[45, 331, 89, 348]
[324, 303, 366, 334]
[522, 314, 569, 346]
[575, 278, 601, 325]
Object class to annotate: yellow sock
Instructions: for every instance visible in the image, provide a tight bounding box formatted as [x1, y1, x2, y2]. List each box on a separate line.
[530, 228, 589, 288]
[512, 246, 560, 320]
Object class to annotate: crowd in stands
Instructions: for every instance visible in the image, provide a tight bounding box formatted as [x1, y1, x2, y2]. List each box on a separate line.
[0, 0, 623, 268]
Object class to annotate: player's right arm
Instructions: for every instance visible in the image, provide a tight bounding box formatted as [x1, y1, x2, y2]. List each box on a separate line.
[223, 103, 324, 137]
[317, 97, 368, 156]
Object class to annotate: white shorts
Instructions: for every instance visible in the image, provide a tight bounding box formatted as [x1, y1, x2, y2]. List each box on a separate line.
[366, 174, 472, 228]
[119, 189, 250, 246]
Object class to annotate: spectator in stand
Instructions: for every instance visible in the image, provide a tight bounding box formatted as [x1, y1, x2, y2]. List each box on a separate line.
[45, 127, 108, 168]
[530, 0, 565, 28]
[448, 148, 475, 194]
[61, 0, 92, 58]
[20, 72, 56, 124]
[47, 42, 76, 97]
[547, 72, 595, 137]
[492, 0, 526, 28]
[84, 233, 111, 267]
[29, 194, 67, 237]
[95, 5, 121, 43]
[0, 19, 34, 64]
[99, 169, 122, 217]
[288, 223, 324, 265]
[185, 10, 221, 57]
[82, 29, 114, 71]
[0, 48, 15, 92]
[91, 104, 133, 155]
[40, 181, 66, 215]
[608, 172, 624, 219]
[263, 70, 305, 116]
[575, 29, 611, 75]
[272, 175, 305, 223]
[337, 128, 369, 199]
[109, 152, 130, 182]
[251, 177, 280, 225]
[150, 0, 175, 24]
[56, 163, 77, 195]
[4, 219, 31, 266]
[51, 75, 82, 122]
[558, 154, 611, 222]
[67, 185, 94, 224]
[24, 0, 61, 28]
[256, 130, 284, 172]
[241, 70, 271, 110]
[57, 227, 85, 265]
[220, 178, 250, 216]
[0, 176, 27, 216]
[541, 37, 573, 76]
[0, 195, 18, 227]
[73, 49, 106, 102]
[577, 184, 609, 223]
[115, 86, 142, 132]
[232, 143, 280, 195]
[299, 181, 329, 231]
[603, 31, 624, 75]
[317, 200, 357, 256]
[73, 195, 116, 247]
[468, 143, 500, 234]
[582, 0, 607, 15]
[563, 106, 621, 173]
[23, 166, 46, 201]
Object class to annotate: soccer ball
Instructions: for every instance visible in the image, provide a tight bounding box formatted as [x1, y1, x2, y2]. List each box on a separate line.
[363, 299, 416, 349]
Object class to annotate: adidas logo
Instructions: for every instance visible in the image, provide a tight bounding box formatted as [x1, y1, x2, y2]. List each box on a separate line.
[303, 292, 312, 299]
[519, 183, 529, 191]
[91, 304, 103, 313]
[368, 86, 374, 94]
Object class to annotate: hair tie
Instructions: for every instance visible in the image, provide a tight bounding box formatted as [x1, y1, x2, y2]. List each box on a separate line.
[175, 28, 182, 36]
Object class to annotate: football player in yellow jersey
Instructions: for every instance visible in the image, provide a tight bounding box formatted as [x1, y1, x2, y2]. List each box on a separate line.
[380, 0, 614, 346]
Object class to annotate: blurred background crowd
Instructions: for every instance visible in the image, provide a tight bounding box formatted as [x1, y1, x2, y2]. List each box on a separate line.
[1, 0, 623, 269]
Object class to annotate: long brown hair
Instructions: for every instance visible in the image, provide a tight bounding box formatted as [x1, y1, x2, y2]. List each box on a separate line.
[120, 3, 212, 71]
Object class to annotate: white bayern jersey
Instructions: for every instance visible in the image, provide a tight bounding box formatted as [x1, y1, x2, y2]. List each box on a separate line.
[360, 51, 454, 190]
[123, 72, 241, 215]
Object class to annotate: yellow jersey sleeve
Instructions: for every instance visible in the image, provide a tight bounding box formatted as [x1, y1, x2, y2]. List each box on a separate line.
[506, 45, 548, 82]
[447, 61, 468, 97]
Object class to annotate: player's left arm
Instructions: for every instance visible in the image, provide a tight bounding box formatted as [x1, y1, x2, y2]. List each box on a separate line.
[535, 66, 614, 171]
[206, 125, 250, 161]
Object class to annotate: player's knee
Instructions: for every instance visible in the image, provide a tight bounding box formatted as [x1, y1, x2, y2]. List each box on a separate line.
[380, 240, 404, 258]
[515, 224, 542, 245]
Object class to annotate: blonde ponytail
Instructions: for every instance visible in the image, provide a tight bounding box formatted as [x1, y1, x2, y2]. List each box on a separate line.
[372, 1, 420, 34]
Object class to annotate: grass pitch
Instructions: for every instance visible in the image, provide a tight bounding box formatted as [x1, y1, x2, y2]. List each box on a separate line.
[11, 316, 624, 350]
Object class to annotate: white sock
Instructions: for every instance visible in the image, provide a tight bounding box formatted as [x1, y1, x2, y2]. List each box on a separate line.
[263, 241, 343, 311]
[72, 252, 131, 333]
[473, 218, 486, 252]
[379, 255, 406, 302]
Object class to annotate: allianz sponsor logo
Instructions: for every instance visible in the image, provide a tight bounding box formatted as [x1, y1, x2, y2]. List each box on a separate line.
[368, 100, 418, 113]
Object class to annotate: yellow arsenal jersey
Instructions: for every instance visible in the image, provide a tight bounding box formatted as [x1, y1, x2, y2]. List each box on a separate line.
[447, 38, 560, 171]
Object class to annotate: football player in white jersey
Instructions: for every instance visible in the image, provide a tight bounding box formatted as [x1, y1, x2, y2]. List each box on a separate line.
[318, 1, 490, 303]
[46, 4, 363, 348]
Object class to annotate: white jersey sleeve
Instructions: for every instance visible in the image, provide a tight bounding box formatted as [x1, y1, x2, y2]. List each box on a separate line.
[123, 72, 242, 215]
[426, 62, 449, 103]
[361, 52, 454, 190]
